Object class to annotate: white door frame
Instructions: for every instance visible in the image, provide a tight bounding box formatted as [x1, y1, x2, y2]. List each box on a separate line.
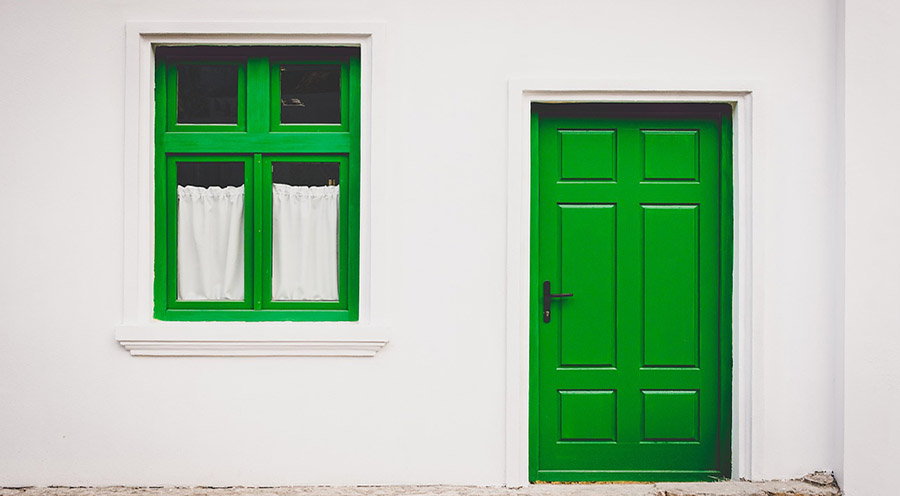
[504, 81, 754, 486]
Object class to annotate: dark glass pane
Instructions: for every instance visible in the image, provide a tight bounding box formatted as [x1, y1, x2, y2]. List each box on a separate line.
[177, 65, 239, 124]
[272, 162, 339, 186]
[280, 65, 341, 124]
[177, 161, 244, 187]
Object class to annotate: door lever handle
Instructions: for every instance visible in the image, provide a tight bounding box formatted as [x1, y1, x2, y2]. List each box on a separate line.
[543, 280, 573, 323]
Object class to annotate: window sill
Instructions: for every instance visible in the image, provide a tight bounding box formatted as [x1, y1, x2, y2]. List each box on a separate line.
[115, 323, 388, 357]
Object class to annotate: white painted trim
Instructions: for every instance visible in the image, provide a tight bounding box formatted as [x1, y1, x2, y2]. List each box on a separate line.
[121, 22, 389, 357]
[504, 81, 753, 486]
[116, 324, 388, 357]
[119, 341, 386, 357]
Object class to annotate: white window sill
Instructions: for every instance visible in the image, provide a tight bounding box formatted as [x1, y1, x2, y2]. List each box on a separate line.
[115, 323, 389, 357]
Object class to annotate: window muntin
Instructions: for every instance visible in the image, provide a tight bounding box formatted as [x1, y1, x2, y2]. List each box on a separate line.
[153, 46, 360, 321]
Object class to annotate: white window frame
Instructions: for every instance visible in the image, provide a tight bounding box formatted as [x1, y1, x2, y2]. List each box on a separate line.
[116, 22, 390, 357]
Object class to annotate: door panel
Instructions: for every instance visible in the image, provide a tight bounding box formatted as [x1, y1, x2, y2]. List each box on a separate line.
[559, 130, 617, 181]
[559, 204, 617, 367]
[642, 204, 699, 368]
[531, 104, 732, 482]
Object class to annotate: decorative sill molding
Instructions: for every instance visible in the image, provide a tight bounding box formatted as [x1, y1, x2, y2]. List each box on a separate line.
[115, 324, 389, 357]
[119, 339, 387, 357]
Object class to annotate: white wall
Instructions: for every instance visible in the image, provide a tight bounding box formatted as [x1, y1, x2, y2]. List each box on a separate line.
[0, 0, 842, 486]
[843, 0, 900, 494]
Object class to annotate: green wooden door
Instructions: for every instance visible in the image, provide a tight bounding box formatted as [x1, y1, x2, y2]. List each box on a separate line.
[530, 103, 733, 482]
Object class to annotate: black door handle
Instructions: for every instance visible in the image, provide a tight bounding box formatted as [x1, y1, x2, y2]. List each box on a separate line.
[543, 280, 573, 323]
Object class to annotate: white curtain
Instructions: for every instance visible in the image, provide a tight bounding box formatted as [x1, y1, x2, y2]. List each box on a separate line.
[272, 184, 339, 301]
[177, 185, 245, 301]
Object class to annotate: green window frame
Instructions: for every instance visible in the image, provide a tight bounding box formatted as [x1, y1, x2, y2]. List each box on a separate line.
[153, 46, 360, 321]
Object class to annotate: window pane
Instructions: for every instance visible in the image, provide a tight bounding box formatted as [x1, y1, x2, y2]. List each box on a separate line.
[280, 65, 341, 124]
[271, 162, 340, 301]
[176, 161, 244, 301]
[177, 65, 239, 124]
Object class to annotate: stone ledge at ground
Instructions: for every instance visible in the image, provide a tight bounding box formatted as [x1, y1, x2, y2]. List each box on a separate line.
[0, 477, 842, 496]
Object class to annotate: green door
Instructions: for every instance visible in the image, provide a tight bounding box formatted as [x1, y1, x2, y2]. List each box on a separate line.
[530, 103, 733, 482]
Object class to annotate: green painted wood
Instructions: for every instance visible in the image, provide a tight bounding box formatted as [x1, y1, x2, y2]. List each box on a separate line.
[247, 58, 269, 135]
[153, 47, 360, 321]
[528, 110, 542, 477]
[533, 470, 725, 483]
[559, 130, 616, 181]
[559, 390, 616, 441]
[161, 133, 352, 153]
[642, 130, 699, 180]
[642, 390, 699, 441]
[642, 205, 699, 367]
[161, 309, 352, 322]
[152, 55, 168, 320]
[253, 153, 264, 310]
[559, 204, 616, 367]
[718, 112, 735, 477]
[530, 103, 732, 482]
[347, 55, 361, 321]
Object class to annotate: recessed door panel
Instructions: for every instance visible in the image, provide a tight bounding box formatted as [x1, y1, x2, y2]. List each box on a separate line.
[559, 390, 617, 441]
[642, 130, 699, 181]
[642, 390, 701, 442]
[642, 205, 700, 368]
[560, 130, 617, 181]
[559, 204, 616, 367]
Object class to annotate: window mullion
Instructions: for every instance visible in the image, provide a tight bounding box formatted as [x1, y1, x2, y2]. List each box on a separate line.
[261, 155, 274, 308]
[246, 57, 269, 134]
[253, 153, 264, 310]
[247, 57, 268, 310]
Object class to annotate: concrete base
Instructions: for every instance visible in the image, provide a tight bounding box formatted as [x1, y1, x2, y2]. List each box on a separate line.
[0, 476, 842, 496]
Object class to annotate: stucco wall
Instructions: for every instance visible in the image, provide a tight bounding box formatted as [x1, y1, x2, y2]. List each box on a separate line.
[0, 0, 842, 486]
[843, 0, 900, 494]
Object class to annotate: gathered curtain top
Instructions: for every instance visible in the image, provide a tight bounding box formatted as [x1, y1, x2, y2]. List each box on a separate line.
[177, 185, 245, 200]
[272, 184, 339, 199]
